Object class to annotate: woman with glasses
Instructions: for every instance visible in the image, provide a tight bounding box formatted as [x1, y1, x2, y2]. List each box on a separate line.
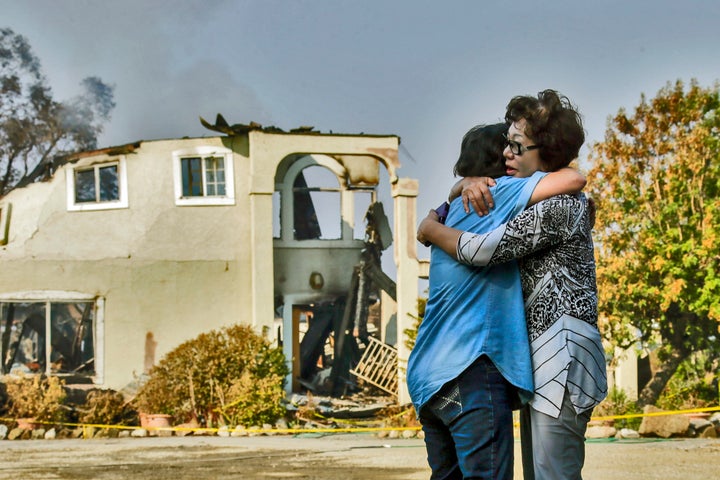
[408, 119, 586, 479]
[417, 90, 607, 480]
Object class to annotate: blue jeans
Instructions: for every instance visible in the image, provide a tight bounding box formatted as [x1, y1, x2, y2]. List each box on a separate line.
[418, 355, 516, 480]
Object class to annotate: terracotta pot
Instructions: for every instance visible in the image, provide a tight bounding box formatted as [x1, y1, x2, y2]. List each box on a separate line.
[139, 413, 172, 429]
[16, 417, 40, 430]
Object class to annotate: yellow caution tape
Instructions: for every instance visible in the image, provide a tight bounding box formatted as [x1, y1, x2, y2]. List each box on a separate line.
[591, 405, 720, 422]
[1, 405, 718, 436]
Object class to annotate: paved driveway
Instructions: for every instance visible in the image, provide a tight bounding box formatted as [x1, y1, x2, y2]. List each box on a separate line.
[0, 434, 718, 479]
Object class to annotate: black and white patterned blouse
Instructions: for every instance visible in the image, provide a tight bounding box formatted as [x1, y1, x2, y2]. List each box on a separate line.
[456, 194, 608, 417]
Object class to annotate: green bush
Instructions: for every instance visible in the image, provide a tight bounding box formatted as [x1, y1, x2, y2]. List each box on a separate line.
[594, 386, 642, 430]
[219, 370, 287, 426]
[656, 351, 718, 411]
[404, 296, 426, 351]
[133, 324, 288, 427]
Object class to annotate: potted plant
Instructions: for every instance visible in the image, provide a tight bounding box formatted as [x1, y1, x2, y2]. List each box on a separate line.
[4, 374, 67, 429]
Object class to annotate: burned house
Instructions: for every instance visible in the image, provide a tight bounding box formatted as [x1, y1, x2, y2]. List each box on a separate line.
[0, 119, 422, 404]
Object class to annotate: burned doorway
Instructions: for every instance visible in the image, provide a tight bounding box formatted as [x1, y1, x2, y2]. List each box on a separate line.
[273, 153, 395, 397]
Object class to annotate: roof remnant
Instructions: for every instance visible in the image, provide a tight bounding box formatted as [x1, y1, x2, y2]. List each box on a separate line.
[199, 113, 315, 136]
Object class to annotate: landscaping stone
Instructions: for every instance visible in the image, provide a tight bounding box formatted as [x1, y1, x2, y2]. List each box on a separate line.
[585, 425, 616, 439]
[617, 428, 640, 439]
[638, 405, 690, 438]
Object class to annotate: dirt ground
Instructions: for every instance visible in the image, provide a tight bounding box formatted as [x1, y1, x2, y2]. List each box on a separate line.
[0, 434, 719, 479]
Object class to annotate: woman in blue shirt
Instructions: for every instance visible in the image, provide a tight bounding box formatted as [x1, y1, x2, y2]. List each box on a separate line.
[409, 117, 585, 480]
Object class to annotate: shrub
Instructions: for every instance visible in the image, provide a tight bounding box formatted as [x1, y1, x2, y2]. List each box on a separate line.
[594, 386, 642, 430]
[78, 389, 136, 426]
[656, 351, 718, 411]
[404, 296, 426, 351]
[219, 370, 287, 427]
[4, 374, 67, 424]
[133, 324, 288, 427]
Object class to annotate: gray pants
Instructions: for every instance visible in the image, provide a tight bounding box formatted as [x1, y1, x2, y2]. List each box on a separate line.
[520, 390, 593, 480]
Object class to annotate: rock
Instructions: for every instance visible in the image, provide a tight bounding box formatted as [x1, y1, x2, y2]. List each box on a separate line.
[44, 428, 56, 440]
[175, 418, 200, 437]
[689, 418, 713, 431]
[401, 429, 416, 439]
[618, 428, 640, 439]
[585, 425, 616, 439]
[217, 426, 230, 437]
[118, 430, 131, 438]
[709, 412, 720, 426]
[231, 426, 248, 437]
[388, 430, 400, 439]
[0, 424, 7, 440]
[7, 427, 24, 440]
[699, 425, 717, 438]
[131, 428, 148, 437]
[638, 405, 690, 438]
[31, 428, 46, 440]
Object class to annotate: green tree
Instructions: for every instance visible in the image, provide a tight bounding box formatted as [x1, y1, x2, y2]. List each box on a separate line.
[0, 27, 115, 197]
[587, 79, 720, 407]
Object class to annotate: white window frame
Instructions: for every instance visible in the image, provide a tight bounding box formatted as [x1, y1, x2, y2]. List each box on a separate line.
[66, 156, 129, 211]
[0, 291, 105, 385]
[172, 146, 235, 206]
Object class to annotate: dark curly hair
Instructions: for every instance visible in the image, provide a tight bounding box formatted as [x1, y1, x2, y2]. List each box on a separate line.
[505, 89, 585, 171]
[453, 122, 509, 178]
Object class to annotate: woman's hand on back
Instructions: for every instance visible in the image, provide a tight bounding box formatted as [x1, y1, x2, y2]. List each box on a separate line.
[448, 177, 496, 216]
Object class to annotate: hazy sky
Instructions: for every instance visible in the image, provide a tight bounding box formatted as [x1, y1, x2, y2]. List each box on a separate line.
[4, 0, 720, 221]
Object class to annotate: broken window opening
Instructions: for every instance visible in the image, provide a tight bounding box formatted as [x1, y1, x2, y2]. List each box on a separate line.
[1, 300, 96, 378]
[272, 191, 281, 239]
[353, 191, 373, 240]
[292, 166, 341, 240]
[0, 202, 10, 245]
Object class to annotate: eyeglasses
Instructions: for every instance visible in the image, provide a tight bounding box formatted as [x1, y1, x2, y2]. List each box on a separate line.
[503, 133, 541, 156]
